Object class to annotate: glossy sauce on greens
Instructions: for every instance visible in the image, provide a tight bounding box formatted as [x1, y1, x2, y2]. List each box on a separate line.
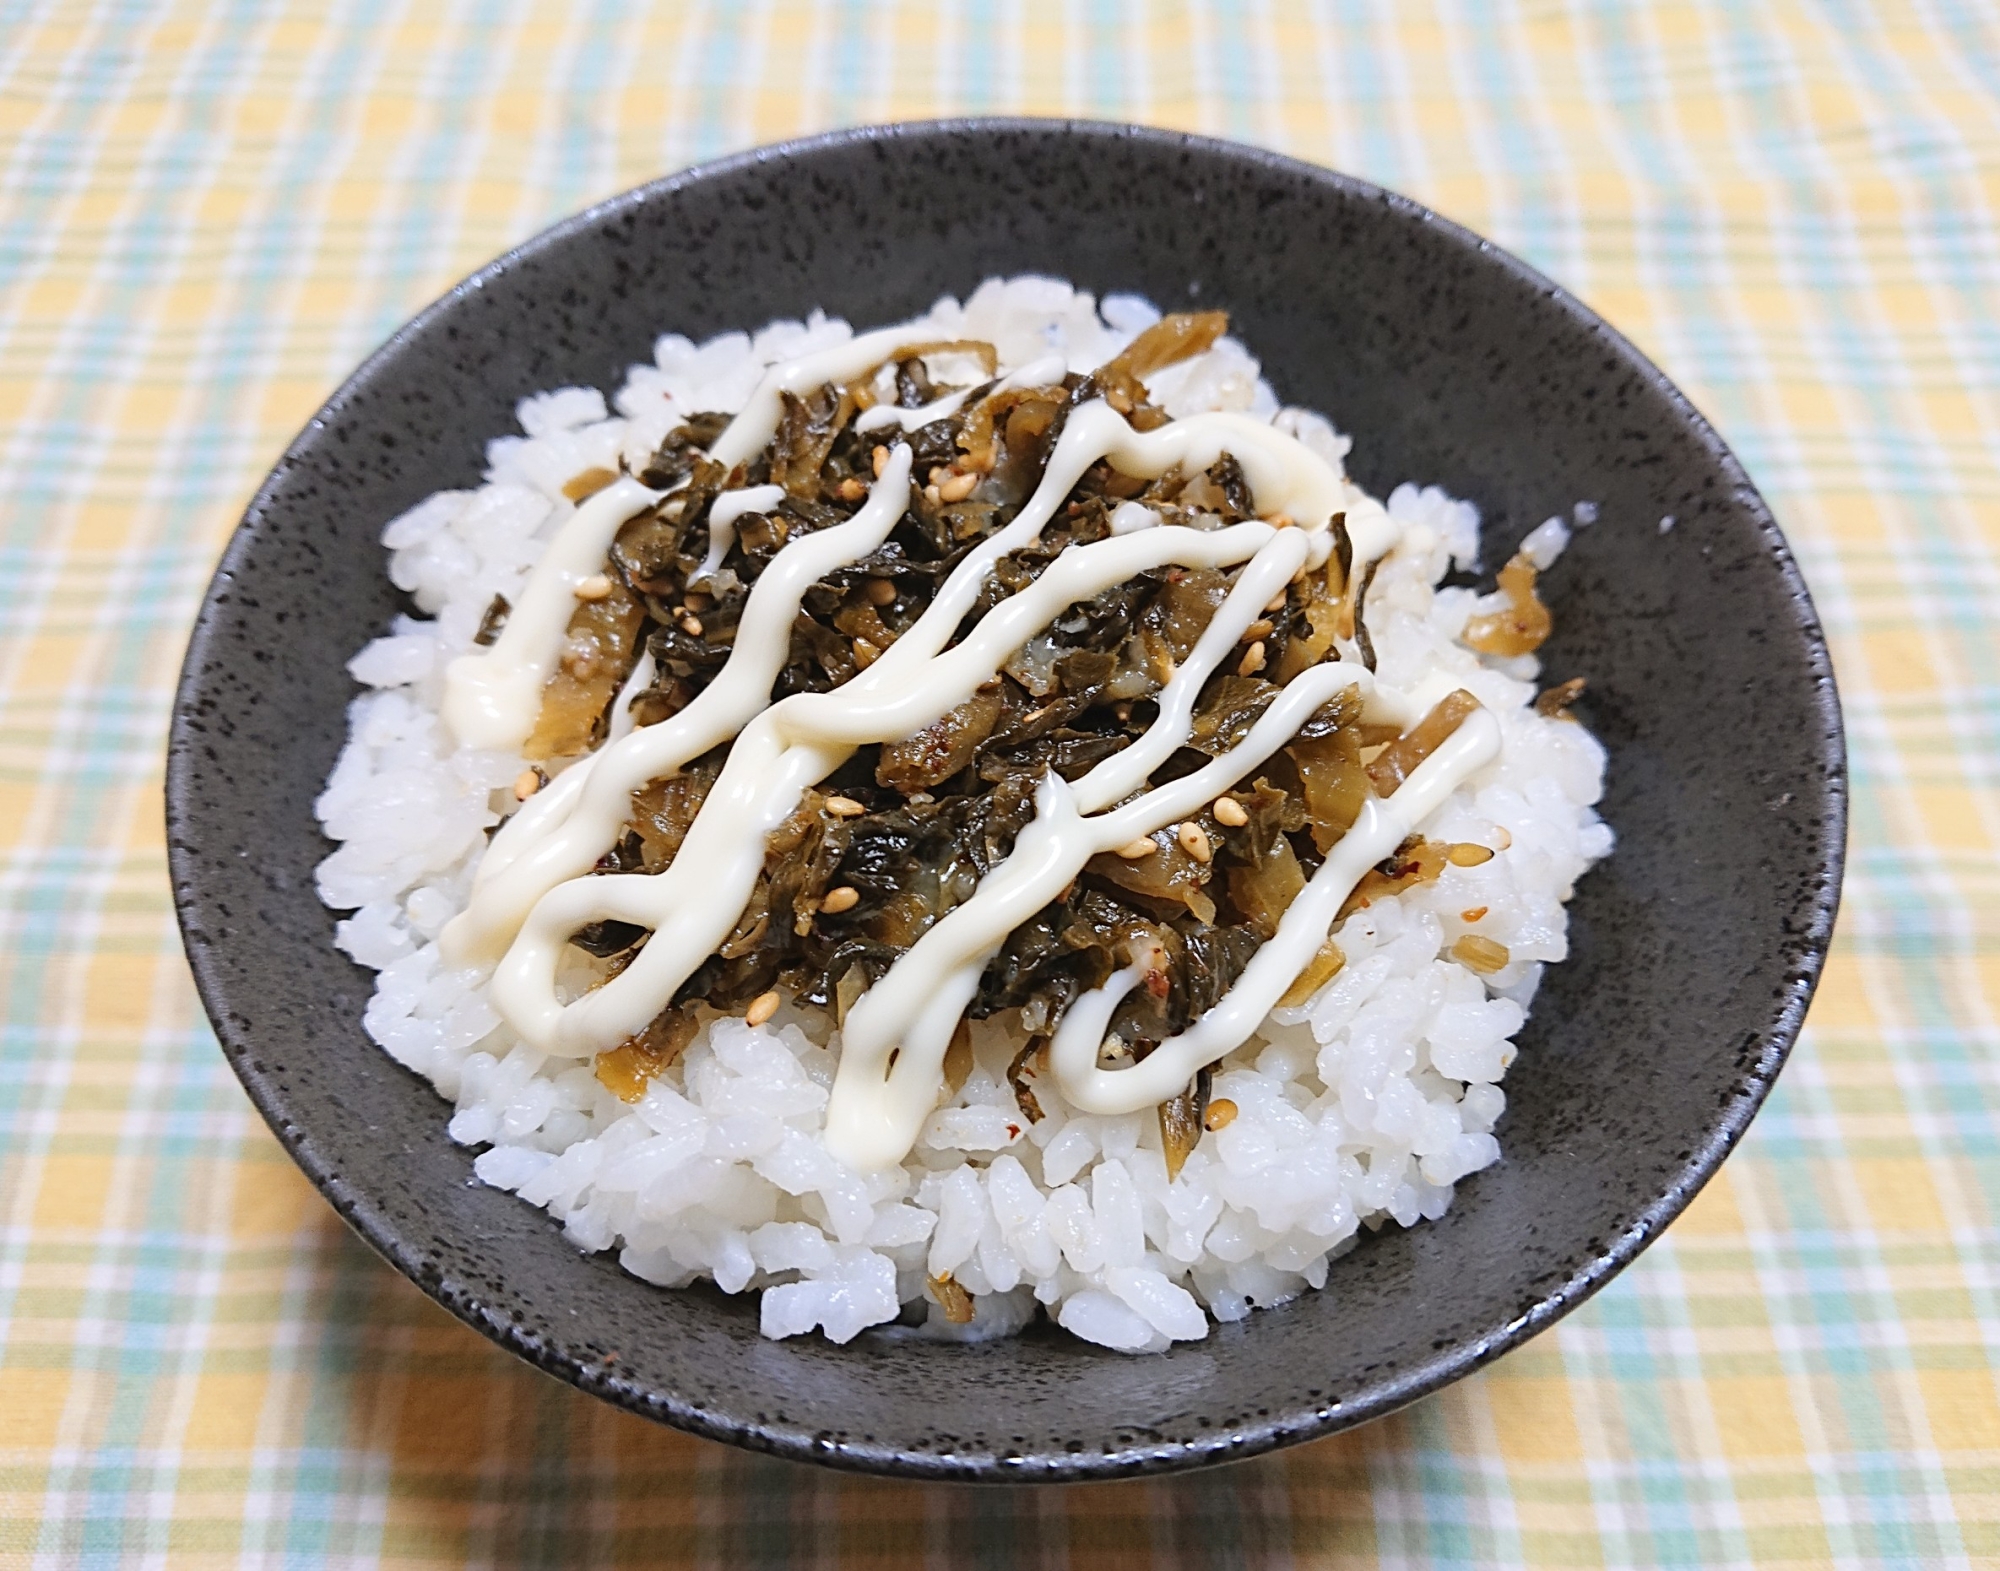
[438, 317, 1499, 1171]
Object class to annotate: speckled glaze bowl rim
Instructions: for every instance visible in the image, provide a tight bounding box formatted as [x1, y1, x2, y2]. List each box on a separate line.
[170, 117, 1845, 1482]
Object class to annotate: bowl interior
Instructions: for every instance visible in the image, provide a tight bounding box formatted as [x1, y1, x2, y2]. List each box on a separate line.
[168, 120, 1843, 1481]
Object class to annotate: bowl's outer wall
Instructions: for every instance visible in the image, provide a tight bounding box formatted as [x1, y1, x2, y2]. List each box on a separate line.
[168, 121, 1843, 1481]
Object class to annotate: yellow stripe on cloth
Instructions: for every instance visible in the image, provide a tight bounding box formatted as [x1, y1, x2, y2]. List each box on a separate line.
[2, 0, 1997, 1564]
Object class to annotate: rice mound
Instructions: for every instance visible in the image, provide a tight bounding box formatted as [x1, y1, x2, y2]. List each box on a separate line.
[316, 277, 1613, 1352]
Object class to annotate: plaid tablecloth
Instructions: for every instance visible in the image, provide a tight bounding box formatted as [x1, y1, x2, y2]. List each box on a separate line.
[3, 1, 1997, 1565]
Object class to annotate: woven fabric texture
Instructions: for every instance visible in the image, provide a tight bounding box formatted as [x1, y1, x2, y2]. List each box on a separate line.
[2, 2, 1997, 1566]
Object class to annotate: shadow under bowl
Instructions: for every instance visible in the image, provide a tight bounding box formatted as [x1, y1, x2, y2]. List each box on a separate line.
[167, 119, 1844, 1482]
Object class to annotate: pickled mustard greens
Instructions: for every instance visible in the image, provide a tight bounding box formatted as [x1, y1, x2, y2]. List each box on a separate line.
[437, 313, 1507, 1172]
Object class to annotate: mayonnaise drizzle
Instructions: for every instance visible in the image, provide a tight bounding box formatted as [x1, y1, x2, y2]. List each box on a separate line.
[441, 477, 661, 751]
[706, 325, 942, 470]
[438, 321, 1495, 1176]
[454, 396, 1370, 970]
[485, 402, 1374, 1053]
[691, 484, 786, 585]
[439, 445, 917, 965]
[440, 327, 1001, 756]
[605, 648, 654, 745]
[853, 388, 976, 434]
[1043, 710, 1501, 1114]
[822, 652, 1420, 1168]
[491, 517, 1297, 1051]
[851, 352, 1069, 434]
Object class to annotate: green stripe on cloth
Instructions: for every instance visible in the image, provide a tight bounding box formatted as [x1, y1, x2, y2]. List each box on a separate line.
[2, 1, 1997, 1565]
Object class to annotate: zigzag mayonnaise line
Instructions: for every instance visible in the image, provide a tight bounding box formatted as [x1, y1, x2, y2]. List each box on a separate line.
[851, 353, 1069, 435]
[454, 397, 1372, 971]
[441, 446, 917, 964]
[692, 484, 787, 585]
[1042, 709, 1502, 1116]
[441, 476, 663, 751]
[822, 655, 1421, 1168]
[492, 516, 1298, 1054]
[440, 324, 960, 755]
[815, 523, 1433, 1168]
[433, 322, 1501, 1174]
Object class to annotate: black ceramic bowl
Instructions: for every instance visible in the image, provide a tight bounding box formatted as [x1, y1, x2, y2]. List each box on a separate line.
[168, 120, 1843, 1481]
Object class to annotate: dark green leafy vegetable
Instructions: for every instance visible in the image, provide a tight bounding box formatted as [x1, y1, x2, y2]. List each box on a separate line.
[635, 412, 730, 489]
[539, 314, 1431, 1040]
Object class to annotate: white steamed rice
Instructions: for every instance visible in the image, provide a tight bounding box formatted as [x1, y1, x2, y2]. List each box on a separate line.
[316, 277, 1613, 1352]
